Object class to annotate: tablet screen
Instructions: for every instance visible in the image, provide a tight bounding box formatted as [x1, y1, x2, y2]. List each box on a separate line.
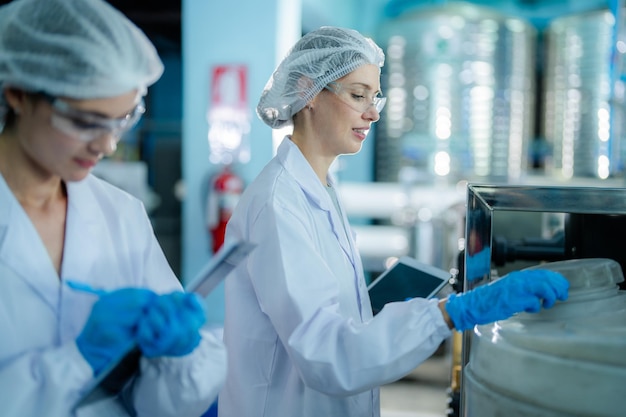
[367, 256, 451, 315]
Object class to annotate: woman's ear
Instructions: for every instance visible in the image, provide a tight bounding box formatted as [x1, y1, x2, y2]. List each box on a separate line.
[3, 88, 27, 115]
[307, 92, 321, 110]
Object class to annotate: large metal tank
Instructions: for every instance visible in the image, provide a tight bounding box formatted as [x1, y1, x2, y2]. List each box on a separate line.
[376, 2, 536, 183]
[464, 258, 626, 417]
[541, 9, 625, 179]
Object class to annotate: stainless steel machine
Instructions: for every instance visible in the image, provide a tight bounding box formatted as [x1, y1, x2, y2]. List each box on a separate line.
[454, 183, 626, 417]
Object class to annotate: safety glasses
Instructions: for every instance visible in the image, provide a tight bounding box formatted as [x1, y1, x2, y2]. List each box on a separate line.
[324, 81, 386, 114]
[41, 94, 145, 142]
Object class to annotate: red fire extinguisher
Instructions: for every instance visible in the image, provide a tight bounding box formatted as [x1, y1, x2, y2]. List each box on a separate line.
[206, 165, 244, 253]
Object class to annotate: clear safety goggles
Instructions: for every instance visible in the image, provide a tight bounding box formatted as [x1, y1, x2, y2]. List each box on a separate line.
[324, 81, 386, 114]
[41, 94, 145, 142]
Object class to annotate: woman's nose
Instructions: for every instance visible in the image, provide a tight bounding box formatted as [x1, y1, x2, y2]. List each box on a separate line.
[363, 105, 380, 122]
[88, 132, 118, 156]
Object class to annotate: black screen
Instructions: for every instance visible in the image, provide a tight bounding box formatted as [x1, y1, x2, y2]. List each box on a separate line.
[368, 259, 450, 315]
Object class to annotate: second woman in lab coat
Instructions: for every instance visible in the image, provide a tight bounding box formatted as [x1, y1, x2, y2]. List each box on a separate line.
[218, 26, 569, 417]
[0, 0, 226, 416]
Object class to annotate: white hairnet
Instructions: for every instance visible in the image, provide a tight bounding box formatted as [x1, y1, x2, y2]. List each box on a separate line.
[257, 26, 385, 129]
[0, 0, 163, 100]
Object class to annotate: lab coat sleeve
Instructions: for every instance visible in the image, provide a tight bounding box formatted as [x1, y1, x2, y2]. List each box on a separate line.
[248, 203, 452, 396]
[124, 206, 227, 416]
[0, 342, 94, 417]
[131, 328, 227, 417]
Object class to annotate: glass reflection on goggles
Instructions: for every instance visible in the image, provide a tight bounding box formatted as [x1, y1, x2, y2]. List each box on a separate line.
[42, 94, 145, 142]
[324, 81, 386, 114]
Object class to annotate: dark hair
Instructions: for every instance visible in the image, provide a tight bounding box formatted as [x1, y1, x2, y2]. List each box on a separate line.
[2, 107, 16, 131]
[1, 91, 48, 132]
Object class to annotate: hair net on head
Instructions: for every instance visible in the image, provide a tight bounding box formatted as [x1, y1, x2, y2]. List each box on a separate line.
[257, 26, 385, 129]
[0, 0, 163, 101]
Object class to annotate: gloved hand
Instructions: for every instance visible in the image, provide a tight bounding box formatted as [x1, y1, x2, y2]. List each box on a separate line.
[136, 292, 206, 358]
[445, 269, 569, 331]
[76, 288, 157, 376]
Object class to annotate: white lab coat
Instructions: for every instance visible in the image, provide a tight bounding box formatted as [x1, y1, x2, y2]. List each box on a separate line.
[218, 137, 452, 417]
[0, 173, 227, 417]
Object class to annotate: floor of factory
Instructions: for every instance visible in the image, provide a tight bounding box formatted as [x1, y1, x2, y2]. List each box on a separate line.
[380, 347, 451, 417]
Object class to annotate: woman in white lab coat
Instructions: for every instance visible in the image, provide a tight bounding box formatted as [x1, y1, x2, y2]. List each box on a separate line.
[218, 27, 569, 417]
[0, 0, 226, 416]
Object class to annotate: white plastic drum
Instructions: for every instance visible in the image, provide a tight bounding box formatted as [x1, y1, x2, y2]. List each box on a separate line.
[464, 258, 626, 417]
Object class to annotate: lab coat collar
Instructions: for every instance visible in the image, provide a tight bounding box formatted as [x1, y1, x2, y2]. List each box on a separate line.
[62, 176, 110, 285]
[0, 174, 106, 313]
[276, 137, 358, 268]
[276, 137, 332, 211]
[0, 174, 60, 311]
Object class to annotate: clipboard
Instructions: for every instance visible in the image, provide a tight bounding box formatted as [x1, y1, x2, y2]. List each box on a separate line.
[367, 256, 451, 316]
[74, 240, 255, 410]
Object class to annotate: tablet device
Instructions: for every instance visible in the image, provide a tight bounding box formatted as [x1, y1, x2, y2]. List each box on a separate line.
[184, 240, 256, 298]
[368, 256, 451, 316]
[74, 239, 255, 410]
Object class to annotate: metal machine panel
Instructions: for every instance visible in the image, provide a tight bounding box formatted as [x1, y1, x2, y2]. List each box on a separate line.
[461, 183, 626, 417]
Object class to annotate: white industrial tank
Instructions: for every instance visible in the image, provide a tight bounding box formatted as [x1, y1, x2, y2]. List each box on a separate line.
[542, 9, 626, 180]
[464, 258, 626, 417]
[376, 2, 536, 183]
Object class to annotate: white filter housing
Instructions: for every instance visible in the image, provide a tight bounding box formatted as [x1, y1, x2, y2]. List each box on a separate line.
[464, 258, 626, 417]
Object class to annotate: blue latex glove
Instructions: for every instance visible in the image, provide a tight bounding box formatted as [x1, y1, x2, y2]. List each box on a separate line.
[76, 288, 157, 375]
[136, 292, 206, 358]
[445, 269, 569, 331]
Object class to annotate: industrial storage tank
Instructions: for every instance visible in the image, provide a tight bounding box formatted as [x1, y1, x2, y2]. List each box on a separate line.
[464, 258, 626, 417]
[376, 2, 537, 183]
[541, 9, 626, 180]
